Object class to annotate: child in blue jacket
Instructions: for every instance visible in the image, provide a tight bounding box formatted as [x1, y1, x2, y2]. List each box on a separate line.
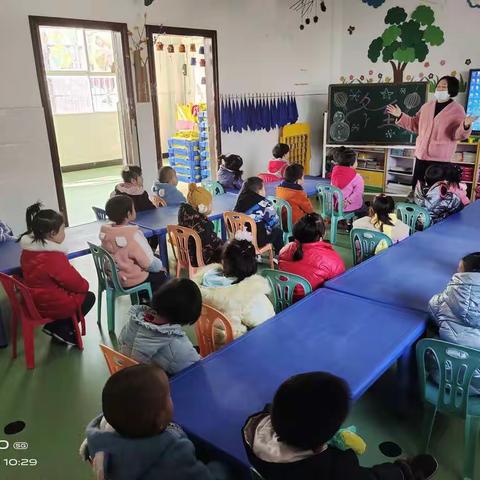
[81, 364, 231, 480]
[152, 166, 186, 206]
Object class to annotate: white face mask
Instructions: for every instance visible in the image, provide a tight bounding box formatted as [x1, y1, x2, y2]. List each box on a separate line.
[434, 90, 450, 102]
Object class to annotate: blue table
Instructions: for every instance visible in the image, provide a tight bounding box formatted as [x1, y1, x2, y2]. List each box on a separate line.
[133, 194, 238, 270]
[170, 289, 426, 467]
[264, 175, 328, 197]
[325, 202, 480, 313]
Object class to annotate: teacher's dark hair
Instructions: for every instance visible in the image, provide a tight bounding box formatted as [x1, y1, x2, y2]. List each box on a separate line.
[437, 76, 460, 98]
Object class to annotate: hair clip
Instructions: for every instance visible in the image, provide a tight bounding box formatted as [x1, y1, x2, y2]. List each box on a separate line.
[234, 229, 253, 243]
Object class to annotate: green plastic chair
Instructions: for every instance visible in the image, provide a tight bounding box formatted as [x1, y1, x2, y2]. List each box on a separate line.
[316, 185, 355, 244]
[267, 196, 293, 244]
[250, 468, 265, 480]
[396, 202, 431, 234]
[88, 242, 152, 333]
[201, 180, 224, 237]
[350, 228, 393, 265]
[416, 339, 480, 480]
[261, 269, 312, 313]
[92, 207, 107, 221]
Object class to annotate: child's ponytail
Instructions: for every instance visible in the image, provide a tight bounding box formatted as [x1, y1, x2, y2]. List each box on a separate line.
[25, 202, 42, 234]
[293, 241, 304, 261]
[291, 213, 325, 262]
[18, 202, 64, 244]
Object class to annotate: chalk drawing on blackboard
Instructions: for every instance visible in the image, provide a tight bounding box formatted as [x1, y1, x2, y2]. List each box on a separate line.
[363, 113, 370, 128]
[349, 90, 362, 102]
[330, 111, 351, 142]
[352, 123, 360, 132]
[334, 91, 348, 109]
[400, 88, 407, 95]
[404, 92, 421, 112]
[385, 128, 395, 139]
[380, 88, 394, 100]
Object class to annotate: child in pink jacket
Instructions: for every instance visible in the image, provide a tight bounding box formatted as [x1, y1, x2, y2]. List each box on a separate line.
[446, 163, 470, 206]
[330, 147, 367, 217]
[100, 195, 167, 294]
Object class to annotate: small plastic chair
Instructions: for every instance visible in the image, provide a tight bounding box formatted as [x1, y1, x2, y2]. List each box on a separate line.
[350, 228, 393, 265]
[223, 212, 274, 269]
[88, 243, 152, 333]
[0, 273, 85, 369]
[396, 202, 431, 234]
[202, 180, 225, 196]
[167, 225, 205, 278]
[92, 207, 107, 221]
[195, 304, 234, 357]
[317, 185, 355, 244]
[261, 269, 312, 313]
[151, 195, 167, 208]
[250, 468, 265, 480]
[100, 344, 139, 375]
[267, 196, 294, 244]
[416, 339, 480, 480]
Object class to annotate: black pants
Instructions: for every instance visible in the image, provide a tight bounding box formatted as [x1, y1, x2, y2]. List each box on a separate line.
[134, 271, 169, 303]
[48, 291, 96, 333]
[267, 227, 285, 255]
[411, 159, 445, 188]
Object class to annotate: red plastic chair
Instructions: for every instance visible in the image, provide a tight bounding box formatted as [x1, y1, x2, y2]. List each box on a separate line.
[0, 273, 85, 369]
[99, 344, 139, 375]
[195, 304, 234, 357]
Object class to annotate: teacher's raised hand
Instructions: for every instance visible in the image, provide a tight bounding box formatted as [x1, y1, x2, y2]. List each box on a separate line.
[464, 115, 478, 129]
[386, 104, 402, 118]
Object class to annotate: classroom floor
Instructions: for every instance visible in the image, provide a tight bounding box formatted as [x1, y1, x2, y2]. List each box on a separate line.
[0, 229, 474, 480]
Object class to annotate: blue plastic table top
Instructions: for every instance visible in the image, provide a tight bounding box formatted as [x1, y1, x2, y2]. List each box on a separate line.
[133, 193, 238, 234]
[325, 202, 480, 313]
[0, 221, 153, 275]
[264, 176, 328, 197]
[170, 289, 426, 466]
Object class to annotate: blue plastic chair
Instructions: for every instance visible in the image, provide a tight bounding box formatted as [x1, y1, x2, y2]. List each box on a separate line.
[267, 196, 294, 244]
[88, 243, 152, 333]
[396, 202, 431, 234]
[92, 207, 107, 221]
[316, 185, 355, 244]
[261, 269, 312, 313]
[201, 180, 224, 237]
[416, 339, 480, 480]
[350, 228, 393, 265]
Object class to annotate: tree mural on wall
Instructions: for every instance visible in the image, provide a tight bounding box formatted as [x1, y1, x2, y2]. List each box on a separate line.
[367, 5, 445, 83]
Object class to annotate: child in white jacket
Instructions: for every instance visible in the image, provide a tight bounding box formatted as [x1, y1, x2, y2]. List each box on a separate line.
[193, 236, 275, 341]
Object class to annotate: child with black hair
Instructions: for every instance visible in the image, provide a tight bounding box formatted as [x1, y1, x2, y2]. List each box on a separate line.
[217, 154, 244, 191]
[330, 147, 367, 217]
[119, 278, 201, 375]
[81, 364, 231, 480]
[194, 237, 274, 340]
[445, 163, 470, 206]
[279, 213, 345, 294]
[113, 165, 156, 212]
[234, 177, 284, 254]
[353, 195, 410, 244]
[152, 165, 187, 206]
[258, 143, 290, 183]
[243, 371, 437, 480]
[276, 163, 314, 223]
[414, 164, 463, 224]
[19, 203, 95, 346]
[100, 195, 167, 294]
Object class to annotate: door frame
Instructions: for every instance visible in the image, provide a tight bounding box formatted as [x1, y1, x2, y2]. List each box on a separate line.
[146, 25, 221, 170]
[29, 16, 137, 225]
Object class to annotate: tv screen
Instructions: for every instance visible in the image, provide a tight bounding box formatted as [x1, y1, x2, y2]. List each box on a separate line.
[466, 69, 480, 134]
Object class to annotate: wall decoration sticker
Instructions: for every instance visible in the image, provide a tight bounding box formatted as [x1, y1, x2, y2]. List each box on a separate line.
[290, 0, 327, 30]
[362, 0, 387, 8]
[367, 5, 445, 83]
[467, 0, 480, 7]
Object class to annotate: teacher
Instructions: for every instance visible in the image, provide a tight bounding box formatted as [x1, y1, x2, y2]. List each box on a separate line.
[387, 76, 477, 192]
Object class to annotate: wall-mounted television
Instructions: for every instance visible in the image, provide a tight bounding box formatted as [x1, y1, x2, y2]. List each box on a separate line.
[465, 69, 480, 135]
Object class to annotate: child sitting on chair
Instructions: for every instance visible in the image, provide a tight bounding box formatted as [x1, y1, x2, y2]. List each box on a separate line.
[445, 163, 470, 206]
[330, 147, 367, 218]
[178, 184, 224, 267]
[119, 278, 201, 375]
[243, 371, 438, 480]
[279, 213, 345, 294]
[193, 236, 275, 341]
[234, 177, 284, 254]
[113, 165, 156, 212]
[100, 195, 167, 294]
[81, 364, 231, 480]
[353, 195, 410, 244]
[217, 154, 244, 191]
[258, 143, 290, 183]
[414, 164, 463, 224]
[152, 166, 187, 206]
[275, 163, 314, 224]
[19, 203, 95, 346]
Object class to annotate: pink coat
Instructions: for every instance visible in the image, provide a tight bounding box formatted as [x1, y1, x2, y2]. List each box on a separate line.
[397, 100, 471, 161]
[333, 173, 364, 212]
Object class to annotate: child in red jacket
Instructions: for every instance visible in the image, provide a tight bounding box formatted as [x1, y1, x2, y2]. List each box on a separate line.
[19, 203, 95, 346]
[279, 213, 345, 296]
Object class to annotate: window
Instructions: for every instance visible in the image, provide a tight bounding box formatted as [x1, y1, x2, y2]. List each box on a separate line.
[40, 27, 118, 114]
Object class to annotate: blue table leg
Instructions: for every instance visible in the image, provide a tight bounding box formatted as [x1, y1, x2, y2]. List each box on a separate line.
[396, 344, 418, 413]
[158, 232, 169, 275]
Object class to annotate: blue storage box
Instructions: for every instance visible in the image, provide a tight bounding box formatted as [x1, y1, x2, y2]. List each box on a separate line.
[176, 173, 202, 183]
[198, 111, 208, 120]
[168, 138, 199, 149]
[200, 150, 210, 159]
[200, 130, 209, 139]
[199, 140, 209, 149]
[171, 155, 200, 167]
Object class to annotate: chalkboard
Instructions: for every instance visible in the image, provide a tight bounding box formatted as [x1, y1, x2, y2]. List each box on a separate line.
[327, 82, 428, 145]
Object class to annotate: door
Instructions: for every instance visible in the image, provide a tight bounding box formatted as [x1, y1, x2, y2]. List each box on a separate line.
[30, 17, 138, 226]
[146, 26, 221, 192]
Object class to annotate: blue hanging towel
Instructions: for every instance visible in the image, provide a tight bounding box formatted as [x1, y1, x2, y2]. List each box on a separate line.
[221, 97, 228, 133]
[288, 94, 299, 124]
[262, 98, 269, 132]
[247, 97, 254, 131]
[279, 95, 288, 127]
[241, 97, 249, 132]
[252, 97, 259, 131]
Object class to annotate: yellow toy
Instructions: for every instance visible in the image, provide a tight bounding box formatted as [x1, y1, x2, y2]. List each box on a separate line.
[329, 426, 367, 455]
